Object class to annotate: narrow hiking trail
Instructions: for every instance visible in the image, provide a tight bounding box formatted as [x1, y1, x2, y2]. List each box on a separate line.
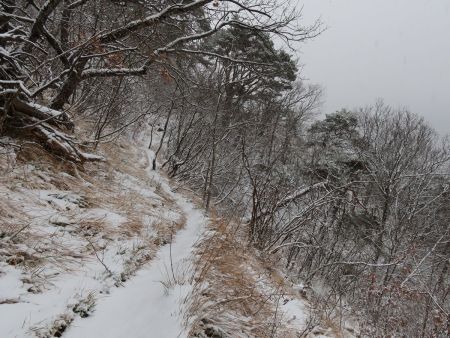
[0, 138, 352, 338]
[0, 139, 208, 338]
[64, 150, 207, 338]
[62, 149, 331, 338]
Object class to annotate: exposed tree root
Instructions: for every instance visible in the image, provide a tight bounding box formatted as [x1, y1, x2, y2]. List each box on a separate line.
[3, 98, 104, 163]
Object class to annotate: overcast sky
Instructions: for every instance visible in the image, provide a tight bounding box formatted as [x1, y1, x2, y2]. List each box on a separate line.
[295, 0, 450, 134]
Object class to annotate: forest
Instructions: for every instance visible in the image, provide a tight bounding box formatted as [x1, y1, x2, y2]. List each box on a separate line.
[1, 1, 449, 337]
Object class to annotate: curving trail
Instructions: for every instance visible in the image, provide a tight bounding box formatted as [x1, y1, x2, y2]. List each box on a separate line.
[64, 150, 206, 338]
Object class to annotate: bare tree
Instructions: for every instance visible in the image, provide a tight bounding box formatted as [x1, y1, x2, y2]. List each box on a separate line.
[1, 0, 320, 161]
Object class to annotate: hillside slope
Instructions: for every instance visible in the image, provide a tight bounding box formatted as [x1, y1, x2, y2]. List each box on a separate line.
[0, 135, 354, 338]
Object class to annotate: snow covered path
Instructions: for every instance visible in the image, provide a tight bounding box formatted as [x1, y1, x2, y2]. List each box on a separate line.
[64, 152, 206, 338]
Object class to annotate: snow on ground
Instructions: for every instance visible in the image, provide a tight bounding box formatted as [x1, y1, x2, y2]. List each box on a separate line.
[64, 152, 206, 337]
[0, 135, 353, 338]
[184, 218, 351, 338]
[0, 139, 196, 337]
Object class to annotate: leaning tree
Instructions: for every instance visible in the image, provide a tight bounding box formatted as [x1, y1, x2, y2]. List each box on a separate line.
[0, 0, 320, 161]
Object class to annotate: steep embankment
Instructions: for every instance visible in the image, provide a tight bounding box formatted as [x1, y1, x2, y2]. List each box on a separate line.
[0, 136, 193, 337]
[0, 135, 350, 338]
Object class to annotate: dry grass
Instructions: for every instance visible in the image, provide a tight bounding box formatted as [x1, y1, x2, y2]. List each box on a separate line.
[31, 292, 96, 338]
[1, 132, 207, 336]
[184, 214, 350, 338]
[187, 217, 283, 338]
[119, 240, 158, 283]
[0, 298, 19, 304]
[0, 195, 28, 238]
[0, 134, 184, 295]
[3, 142, 82, 191]
[0, 135, 352, 337]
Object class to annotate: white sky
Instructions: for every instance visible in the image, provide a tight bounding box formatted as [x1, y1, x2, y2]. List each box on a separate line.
[295, 0, 450, 134]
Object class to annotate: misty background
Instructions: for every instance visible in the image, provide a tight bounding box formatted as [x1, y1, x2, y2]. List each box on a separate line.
[297, 0, 450, 135]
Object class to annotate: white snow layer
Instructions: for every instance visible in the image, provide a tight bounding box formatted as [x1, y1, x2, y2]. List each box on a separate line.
[63, 150, 206, 338]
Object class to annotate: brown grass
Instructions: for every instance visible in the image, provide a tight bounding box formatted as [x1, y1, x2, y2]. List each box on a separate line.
[1, 134, 350, 337]
[184, 214, 349, 338]
[0, 133, 184, 293]
[187, 217, 282, 338]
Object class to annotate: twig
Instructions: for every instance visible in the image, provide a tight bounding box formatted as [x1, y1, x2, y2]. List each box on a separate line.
[85, 237, 113, 277]
[169, 222, 176, 283]
[9, 223, 31, 241]
[270, 289, 282, 338]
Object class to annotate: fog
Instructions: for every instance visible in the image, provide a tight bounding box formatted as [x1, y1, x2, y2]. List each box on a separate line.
[297, 0, 450, 134]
